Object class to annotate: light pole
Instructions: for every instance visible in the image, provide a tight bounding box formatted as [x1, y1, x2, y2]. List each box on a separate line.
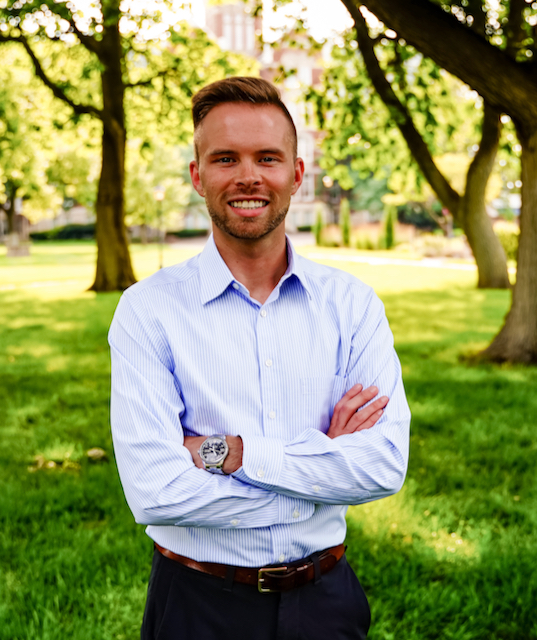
[153, 185, 165, 270]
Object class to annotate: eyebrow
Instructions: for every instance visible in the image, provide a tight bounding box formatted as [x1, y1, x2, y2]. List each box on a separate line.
[208, 148, 285, 157]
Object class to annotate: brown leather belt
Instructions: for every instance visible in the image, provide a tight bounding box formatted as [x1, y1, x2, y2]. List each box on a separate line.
[155, 542, 345, 593]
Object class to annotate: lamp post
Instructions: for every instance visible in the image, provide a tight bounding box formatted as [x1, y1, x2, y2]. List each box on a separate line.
[153, 185, 165, 270]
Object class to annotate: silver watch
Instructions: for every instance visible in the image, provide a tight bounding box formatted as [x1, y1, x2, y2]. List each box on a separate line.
[198, 435, 229, 474]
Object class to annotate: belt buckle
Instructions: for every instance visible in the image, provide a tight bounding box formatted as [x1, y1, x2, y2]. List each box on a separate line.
[258, 566, 288, 593]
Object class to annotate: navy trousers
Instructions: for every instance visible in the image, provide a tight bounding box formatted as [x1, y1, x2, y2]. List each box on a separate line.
[141, 548, 371, 640]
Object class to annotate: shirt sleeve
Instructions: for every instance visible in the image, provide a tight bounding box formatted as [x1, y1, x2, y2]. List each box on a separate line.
[109, 293, 314, 529]
[234, 289, 410, 505]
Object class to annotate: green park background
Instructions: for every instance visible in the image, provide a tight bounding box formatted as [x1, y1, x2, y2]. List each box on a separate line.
[2, 0, 537, 638]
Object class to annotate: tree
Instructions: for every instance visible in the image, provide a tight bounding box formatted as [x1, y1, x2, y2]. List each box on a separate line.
[384, 205, 395, 249]
[338, 0, 537, 362]
[124, 139, 192, 240]
[0, 2, 253, 291]
[308, 17, 511, 289]
[0, 44, 64, 235]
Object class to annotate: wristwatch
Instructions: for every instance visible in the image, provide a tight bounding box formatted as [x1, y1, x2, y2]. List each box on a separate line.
[198, 435, 229, 474]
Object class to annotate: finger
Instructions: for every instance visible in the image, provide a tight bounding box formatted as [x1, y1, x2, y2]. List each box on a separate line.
[332, 386, 379, 431]
[354, 409, 384, 432]
[349, 397, 388, 431]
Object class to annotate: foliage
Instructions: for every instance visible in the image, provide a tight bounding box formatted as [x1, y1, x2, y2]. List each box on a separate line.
[313, 203, 324, 246]
[339, 197, 351, 247]
[30, 223, 96, 241]
[383, 204, 396, 249]
[306, 28, 518, 210]
[0, 245, 535, 638]
[494, 221, 519, 262]
[168, 229, 209, 239]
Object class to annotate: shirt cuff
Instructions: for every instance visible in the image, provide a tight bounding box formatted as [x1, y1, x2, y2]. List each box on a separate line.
[237, 434, 285, 486]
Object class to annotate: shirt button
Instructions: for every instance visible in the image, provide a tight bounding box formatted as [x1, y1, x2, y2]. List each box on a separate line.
[231, 519, 239, 526]
[292, 509, 300, 518]
[260, 310, 267, 317]
[232, 283, 239, 290]
[313, 485, 321, 493]
[257, 468, 265, 478]
[265, 359, 273, 367]
[268, 411, 276, 419]
[279, 554, 285, 563]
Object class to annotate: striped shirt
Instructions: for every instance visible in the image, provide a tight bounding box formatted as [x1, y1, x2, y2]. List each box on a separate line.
[109, 235, 410, 567]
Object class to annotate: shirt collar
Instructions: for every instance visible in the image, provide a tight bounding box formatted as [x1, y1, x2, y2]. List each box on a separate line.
[198, 233, 312, 305]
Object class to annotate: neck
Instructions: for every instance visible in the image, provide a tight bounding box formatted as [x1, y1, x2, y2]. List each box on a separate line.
[213, 225, 288, 305]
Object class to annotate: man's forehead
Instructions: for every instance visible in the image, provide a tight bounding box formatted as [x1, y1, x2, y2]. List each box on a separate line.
[196, 103, 294, 153]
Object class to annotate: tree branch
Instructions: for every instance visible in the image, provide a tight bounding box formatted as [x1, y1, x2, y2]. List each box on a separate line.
[0, 34, 103, 120]
[68, 19, 103, 56]
[351, 6, 461, 216]
[341, 0, 537, 127]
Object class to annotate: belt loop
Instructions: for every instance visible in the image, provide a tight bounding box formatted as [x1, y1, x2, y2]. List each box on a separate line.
[312, 553, 322, 585]
[223, 565, 235, 592]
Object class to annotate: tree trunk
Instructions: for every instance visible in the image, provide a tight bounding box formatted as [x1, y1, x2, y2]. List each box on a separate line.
[461, 103, 511, 289]
[480, 127, 537, 362]
[89, 25, 136, 292]
[4, 182, 17, 235]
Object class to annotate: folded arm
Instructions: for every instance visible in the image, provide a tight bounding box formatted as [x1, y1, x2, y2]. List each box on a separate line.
[197, 292, 410, 506]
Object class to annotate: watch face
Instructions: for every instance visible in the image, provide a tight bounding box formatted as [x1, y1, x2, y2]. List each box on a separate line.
[200, 437, 228, 464]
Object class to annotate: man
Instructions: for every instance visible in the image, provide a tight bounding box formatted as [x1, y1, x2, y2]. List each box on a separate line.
[109, 76, 410, 640]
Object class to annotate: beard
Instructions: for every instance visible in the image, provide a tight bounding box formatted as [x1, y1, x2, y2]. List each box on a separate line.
[206, 201, 290, 240]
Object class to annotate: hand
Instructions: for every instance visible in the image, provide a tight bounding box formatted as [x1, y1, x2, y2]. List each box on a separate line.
[183, 435, 243, 474]
[327, 384, 388, 439]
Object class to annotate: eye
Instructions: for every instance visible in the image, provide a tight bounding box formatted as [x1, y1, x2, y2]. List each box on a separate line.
[215, 157, 234, 163]
[260, 156, 278, 163]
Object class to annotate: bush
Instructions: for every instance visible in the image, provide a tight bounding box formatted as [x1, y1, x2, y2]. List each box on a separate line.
[384, 205, 396, 250]
[494, 221, 519, 262]
[296, 225, 312, 232]
[30, 223, 95, 240]
[168, 229, 209, 238]
[313, 206, 324, 246]
[339, 198, 351, 248]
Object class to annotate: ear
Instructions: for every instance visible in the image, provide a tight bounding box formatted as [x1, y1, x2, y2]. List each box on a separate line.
[291, 157, 305, 196]
[190, 160, 205, 198]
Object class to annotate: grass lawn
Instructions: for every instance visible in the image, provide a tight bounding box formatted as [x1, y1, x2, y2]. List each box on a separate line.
[1, 241, 535, 640]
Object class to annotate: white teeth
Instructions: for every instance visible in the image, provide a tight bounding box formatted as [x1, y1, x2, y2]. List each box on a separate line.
[229, 200, 267, 209]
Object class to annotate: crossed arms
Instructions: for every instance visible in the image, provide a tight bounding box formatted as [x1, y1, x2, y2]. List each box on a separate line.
[109, 290, 410, 529]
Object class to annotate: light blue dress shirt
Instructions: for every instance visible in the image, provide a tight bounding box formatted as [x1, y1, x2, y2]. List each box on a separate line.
[109, 235, 410, 567]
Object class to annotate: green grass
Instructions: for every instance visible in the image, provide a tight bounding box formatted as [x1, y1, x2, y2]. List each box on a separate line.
[1, 242, 536, 639]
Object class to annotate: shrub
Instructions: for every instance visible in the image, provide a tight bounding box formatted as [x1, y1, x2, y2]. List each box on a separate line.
[168, 229, 209, 238]
[313, 206, 324, 246]
[339, 198, 351, 248]
[494, 221, 519, 262]
[384, 205, 396, 250]
[30, 223, 96, 240]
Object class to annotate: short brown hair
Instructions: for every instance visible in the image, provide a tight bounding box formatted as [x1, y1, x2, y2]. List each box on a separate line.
[192, 76, 297, 159]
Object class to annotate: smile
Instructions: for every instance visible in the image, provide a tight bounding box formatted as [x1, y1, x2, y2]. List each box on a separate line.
[229, 200, 268, 209]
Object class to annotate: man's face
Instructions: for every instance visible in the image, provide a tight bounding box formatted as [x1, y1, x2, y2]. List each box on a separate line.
[190, 102, 304, 242]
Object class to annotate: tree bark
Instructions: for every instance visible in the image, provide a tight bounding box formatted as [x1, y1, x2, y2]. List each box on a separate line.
[4, 182, 17, 235]
[461, 102, 511, 289]
[89, 24, 136, 292]
[481, 128, 537, 362]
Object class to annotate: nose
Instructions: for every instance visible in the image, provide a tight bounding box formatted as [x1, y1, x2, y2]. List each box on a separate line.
[234, 160, 262, 188]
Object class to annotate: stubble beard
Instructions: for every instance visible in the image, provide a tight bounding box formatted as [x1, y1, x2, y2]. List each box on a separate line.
[206, 201, 290, 240]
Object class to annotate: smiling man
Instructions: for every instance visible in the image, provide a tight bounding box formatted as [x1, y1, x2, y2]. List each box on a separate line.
[109, 77, 410, 640]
